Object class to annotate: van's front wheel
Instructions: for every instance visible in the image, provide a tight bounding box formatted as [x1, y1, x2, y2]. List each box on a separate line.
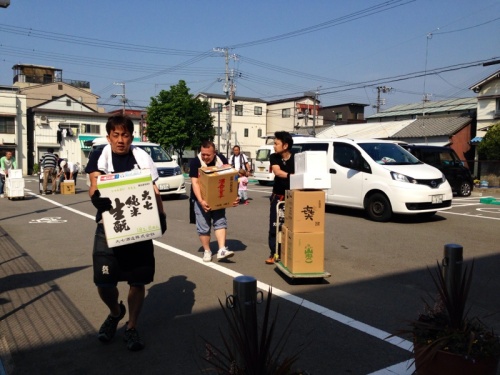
[366, 193, 392, 222]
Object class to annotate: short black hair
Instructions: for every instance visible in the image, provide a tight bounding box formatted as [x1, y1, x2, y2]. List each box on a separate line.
[274, 131, 293, 150]
[106, 115, 134, 135]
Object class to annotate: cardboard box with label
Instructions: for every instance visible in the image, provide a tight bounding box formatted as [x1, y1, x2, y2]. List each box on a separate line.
[284, 190, 325, 233]
[97, 170, 162, 248]
[285, 231, 325, 274]
[280, 224, 289, 267]
[198, 166, 238, 210]
[61, 180, 75, 195]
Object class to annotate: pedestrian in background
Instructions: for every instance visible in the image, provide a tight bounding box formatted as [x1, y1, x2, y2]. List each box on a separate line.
[0, 150, 17, 198]
[189, 140, 239, 262]
[237, 168, 249, 205]
[41, 148, 57, 195]
[59, 160, 80, 184]
[229, 145, 251, 177]
[266, 131, 295, 264]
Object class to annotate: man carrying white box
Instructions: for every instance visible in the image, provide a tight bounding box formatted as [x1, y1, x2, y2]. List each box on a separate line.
[85, 115, 167, 352]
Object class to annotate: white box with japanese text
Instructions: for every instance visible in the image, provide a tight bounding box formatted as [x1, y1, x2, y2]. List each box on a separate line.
[97, 170, 161, 248]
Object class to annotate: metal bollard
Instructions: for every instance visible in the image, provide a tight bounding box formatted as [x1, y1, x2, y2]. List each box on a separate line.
[226, 276, 263, 355]
[441, 243, 463, 305]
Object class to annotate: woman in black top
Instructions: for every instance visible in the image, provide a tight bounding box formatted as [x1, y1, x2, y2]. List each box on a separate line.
[266, 131, 294, 264]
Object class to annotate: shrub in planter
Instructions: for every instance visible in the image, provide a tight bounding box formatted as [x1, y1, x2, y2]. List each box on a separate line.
[394, 261, 500, 374]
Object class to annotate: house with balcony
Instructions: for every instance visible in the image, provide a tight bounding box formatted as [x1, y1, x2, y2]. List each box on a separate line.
[266, 95, 324, 136]
[5, 64, 144, 173]
[196, 92, 267, 158]
[469, 69, 500, 141]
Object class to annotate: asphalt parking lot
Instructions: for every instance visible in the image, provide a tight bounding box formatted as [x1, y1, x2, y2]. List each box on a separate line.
[0, 177, 499, 375]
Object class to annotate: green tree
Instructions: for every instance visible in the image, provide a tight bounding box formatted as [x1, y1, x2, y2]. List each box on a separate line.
[477, 122, 500, 160]
[146, 80, 214, 163]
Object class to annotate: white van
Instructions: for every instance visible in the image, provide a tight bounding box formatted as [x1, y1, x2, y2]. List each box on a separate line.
[292, 137, 453, 221]
[253, 144, 275, 185]
[87, 138, 186, 198]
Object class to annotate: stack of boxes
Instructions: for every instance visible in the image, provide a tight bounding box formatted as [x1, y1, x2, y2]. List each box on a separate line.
[4, 169, 24, 198]
[280, 151, 330, 274]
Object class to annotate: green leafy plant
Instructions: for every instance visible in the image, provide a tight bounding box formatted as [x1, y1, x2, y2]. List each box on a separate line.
[199, 287, 307, 375]
[396, 261, 500, 370]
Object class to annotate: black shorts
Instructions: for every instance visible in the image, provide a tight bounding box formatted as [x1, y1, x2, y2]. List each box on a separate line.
[93, 224, 155, 287]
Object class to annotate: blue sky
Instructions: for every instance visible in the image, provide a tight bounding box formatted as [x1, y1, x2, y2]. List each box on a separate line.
[1, 0, 499, 116]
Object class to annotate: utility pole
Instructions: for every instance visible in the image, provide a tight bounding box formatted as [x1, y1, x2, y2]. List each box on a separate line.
[374, 86, 392, 113]
[214, 47, 237, 157]
[111, 82, 127, 115]
[312, 86, 321, 137]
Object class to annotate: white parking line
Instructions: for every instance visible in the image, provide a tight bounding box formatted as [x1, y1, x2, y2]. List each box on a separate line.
[28, 190, 414, 373]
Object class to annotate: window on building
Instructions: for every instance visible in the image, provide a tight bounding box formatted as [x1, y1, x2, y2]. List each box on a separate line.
[336, 112, 343, 121]
[80, 123, 100, 134]
[58, 84, 63, 90]
[0, 116, 15, 134]
[244, 128, 249, 137]
[282, 108, 290, 118]
[258, 129, 262, 137]
[496, 98, 500, 112]
[254, 106, 262, 115]
[66, 99, 71, 106]
[235, 105, 243, 116]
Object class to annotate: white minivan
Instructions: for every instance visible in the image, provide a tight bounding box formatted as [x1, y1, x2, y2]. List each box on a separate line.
[87, 138, 186, 198]
[253, 144, 275, 185]
[292, 137, 453, 221]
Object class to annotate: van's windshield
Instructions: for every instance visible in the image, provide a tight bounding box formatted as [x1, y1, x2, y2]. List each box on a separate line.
[359, 143, 421, 165]
[256, 149, 272, 161]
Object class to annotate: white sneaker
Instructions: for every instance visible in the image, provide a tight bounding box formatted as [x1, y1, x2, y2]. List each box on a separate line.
[0, 194, 4, 198]
[217, 247, 234, 260]
[202, 251, 212, 262]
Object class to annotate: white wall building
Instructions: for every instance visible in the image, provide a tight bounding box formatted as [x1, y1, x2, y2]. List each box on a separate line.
[0, 86, 27, 174]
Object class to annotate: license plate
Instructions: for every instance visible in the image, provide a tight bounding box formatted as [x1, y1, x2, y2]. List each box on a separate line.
[159, 184, 169, 190]
[431, 194, 443, 204]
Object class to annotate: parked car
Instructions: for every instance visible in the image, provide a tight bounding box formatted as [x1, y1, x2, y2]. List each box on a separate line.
[87, 138, 186, 198]
[292, 138, 453, 222]
[253, 144, 275, 185]
[400, 144, 473, 197]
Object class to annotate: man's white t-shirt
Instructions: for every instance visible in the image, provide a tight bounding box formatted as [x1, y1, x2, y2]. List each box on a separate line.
[230, 154, 249, 171]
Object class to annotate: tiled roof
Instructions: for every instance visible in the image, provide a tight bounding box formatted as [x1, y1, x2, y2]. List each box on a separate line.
[317, 120, 415, 139]
[390, 115, 472, 138]
[367, 98, 476, 119]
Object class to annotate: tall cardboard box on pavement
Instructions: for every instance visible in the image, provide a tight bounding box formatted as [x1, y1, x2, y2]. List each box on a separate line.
[284, 190, 325, 233]
[285, 231, 325, 273]
[198, 166, 238, 210]
[97, 169, 162, 248]
[61, 180, 75, 194]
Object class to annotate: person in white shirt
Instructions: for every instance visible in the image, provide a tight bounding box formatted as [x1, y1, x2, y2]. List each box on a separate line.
[59, 160, 80, 185]
[229, 145, 250, 177]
